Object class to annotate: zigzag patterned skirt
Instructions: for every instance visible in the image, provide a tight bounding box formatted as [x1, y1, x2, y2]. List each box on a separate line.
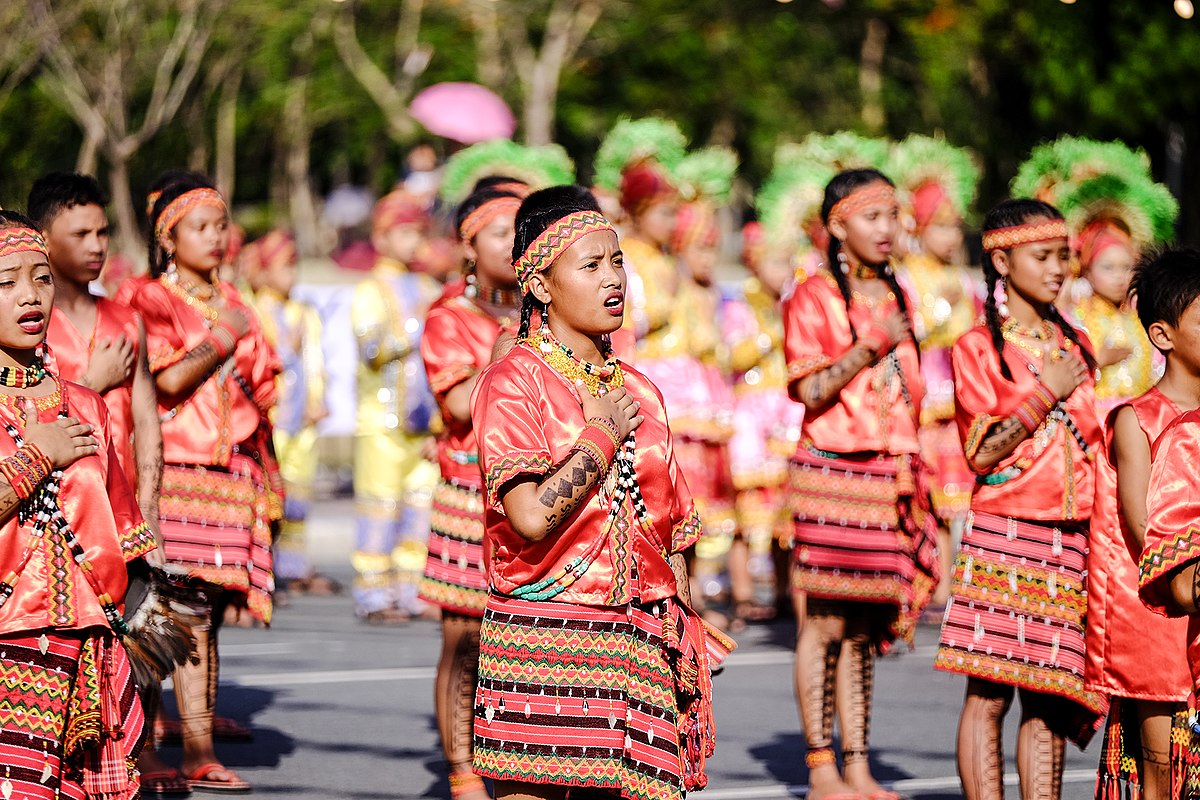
[473, 595, 685, 800]
[935, 512, 1106, 744]
[418, 479, 488, 617]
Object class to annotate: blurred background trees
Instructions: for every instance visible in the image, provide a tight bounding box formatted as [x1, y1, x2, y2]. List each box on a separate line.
[1, 0, 1197, 251]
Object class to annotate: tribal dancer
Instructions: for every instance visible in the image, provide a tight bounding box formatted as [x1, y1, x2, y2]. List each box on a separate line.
[132, 174, 281, 792]
[935, 200, 1105, 800]
[0, 211, 155, 799]
[890, 135, 982, 606]
[785, 169, 938, 800]
[1089, 250, 1199, 800]
[471, 185, 730, 800]
[418, 185, 524, 800]
[247, 230, 337, 597]
[350, 191, 440, 622]
[28, 173, 176, 795]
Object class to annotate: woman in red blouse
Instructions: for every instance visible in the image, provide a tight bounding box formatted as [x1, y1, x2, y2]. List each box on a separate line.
[417, 185, 523, 800]
[934, 199, 1104, 799]
[783, 168, 938, 800]
[470, 185, 728, 800]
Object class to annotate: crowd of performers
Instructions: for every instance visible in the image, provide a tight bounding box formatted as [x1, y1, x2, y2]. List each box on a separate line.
[0, 115, 1198, 800]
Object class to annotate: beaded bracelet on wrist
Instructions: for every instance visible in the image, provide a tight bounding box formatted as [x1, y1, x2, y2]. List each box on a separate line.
[573, 421, 619, 469]
[1013, 383, 1056, 433]
[0, 444, 52, 500]
[586, 415, 622, 450]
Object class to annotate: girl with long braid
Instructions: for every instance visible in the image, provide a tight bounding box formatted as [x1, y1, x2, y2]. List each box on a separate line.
[471, 185, 729, 800]
[934, 199, 1105, 800]
[417, 185, 524, 800]
[784, 168, 939, 800]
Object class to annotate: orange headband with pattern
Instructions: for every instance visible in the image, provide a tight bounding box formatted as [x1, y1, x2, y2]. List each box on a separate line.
[459, 196, 522, 243]
[514, 210, 616, 293]
[981, 219, 1068, 253]
[155, 188, 226, 241]
[828, 182, 898, 226]
[0, 228, 49, 260]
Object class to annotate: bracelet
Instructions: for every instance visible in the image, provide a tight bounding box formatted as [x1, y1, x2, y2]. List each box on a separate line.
[805, 747, 836, 769]
[571, 420, 619, 471]
[205, 332, 232, 360]
[0, 444, 52, 500]
[587, 415, 622, 449]
[1013, 382, 1057, 433]
[213, 320, 241, 345]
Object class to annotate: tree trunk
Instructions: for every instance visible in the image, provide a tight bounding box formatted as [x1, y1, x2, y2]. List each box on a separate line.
[76, 129, 99, 175]
[106, 151, 142, 257]
[185, 98, 209, 172]
[859, 17, 888, 135]
[523, 63, 557, 146]
[214, 66, 242, 201]
[283, 75, 322, 257]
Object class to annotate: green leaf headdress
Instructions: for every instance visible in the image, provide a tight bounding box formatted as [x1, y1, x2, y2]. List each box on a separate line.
[592, 117, 688, 193]
[887, 134, 979, 222]
[675, 146, 739, 205]
[439, 139, 575, 204]
[755, 158, 834, 250]
[775, 131, 890, 174]
[1010, 136, 1152, 207]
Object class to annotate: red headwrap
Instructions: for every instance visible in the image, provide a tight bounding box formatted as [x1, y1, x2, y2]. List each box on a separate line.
[671, 202, 718, 254]
[1076, 219, 1133, 272]
[619, 161, 677, 218]
[372, 190, 430, 234]
[910, 181, 955, 231]
[740, 221, 765, 270]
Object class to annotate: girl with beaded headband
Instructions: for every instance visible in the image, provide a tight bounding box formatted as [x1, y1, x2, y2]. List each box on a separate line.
[416, 185, 524, 800]
[129, 173, 282, 793]
[472, 185, 732, 800]
[0, 211, 157, 799]
[783, 168, 939, 800]
[933, 199, 1103, 800]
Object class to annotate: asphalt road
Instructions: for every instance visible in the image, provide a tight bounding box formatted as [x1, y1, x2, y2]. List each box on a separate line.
[167, 500, 1100, 799]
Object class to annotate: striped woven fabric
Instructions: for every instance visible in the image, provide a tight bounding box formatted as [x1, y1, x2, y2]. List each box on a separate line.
[159, 454, 275, 624]
[935, 511, 1106, 739]
[419, 479, 488, 617]
[473, 595, 685, 800]
[0, 630, 143, 800]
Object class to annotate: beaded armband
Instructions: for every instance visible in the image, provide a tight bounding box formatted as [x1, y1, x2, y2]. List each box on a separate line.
[0, 444, 52, 500]
[570, 417, 620, 470]
[1013, 383, 1057, 433]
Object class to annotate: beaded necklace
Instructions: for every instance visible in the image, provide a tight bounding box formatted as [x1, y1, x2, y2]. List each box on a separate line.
[0, 381, 129, 634]
[1001, 317, 1056, 360]
[523, 330, 624, 398]
[0, 359, 47, 389]
[161, 272, 220, 325]
[465, 278, 521, 307]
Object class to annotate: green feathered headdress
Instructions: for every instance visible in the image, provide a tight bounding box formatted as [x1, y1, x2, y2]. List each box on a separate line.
[592, 117, 688, 193]
[1057, 172, 1178, 247]
[775, 131, 890, 174]
[439, 140, 575, 204]
[755, 159, 835, 249]
[887, 134, 979, 219]
[1010, 136, 1152, 207]
[675, 146, 739, 205]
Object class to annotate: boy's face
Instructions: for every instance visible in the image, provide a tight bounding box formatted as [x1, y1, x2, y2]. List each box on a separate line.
[373, 223, 424, 265]
[1155, 296, 1200, 370]
[43, 203, 109, 285]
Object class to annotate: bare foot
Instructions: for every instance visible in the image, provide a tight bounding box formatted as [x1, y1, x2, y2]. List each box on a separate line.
[809, 763, 864, 800]
[845, 760, 896, 800]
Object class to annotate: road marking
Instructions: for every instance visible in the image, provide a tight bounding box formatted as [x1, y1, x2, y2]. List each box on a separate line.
[721, 644, 938, 669]
[699, 769, 1095, 798]
[223, 666, 434, 687]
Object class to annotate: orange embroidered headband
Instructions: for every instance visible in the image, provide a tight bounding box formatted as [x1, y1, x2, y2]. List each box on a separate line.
[981, 219, 1068, 253]
[155, 188, 226, 241]
[0, 228, 48, 260]
[514, 210, 616, 293]
[828, 182, 898, 226]
[459, 196, 522, 243]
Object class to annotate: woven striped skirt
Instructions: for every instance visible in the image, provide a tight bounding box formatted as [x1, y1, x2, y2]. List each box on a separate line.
[419, 479, 488, 617]
[159, 453, 275, 624]
[0, 630, 144, 800]
[473, 595, 686, 800]
[935, 511, 1106, 741]
[788, 446, 938, 646]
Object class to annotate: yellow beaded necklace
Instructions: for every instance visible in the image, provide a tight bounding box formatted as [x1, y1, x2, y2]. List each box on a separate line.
[524, 332, 623, 398]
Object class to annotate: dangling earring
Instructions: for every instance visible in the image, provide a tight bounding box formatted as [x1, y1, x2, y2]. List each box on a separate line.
[464, 264, 478, 299]
[836, 248, 849, 276]
[996, 276, 1010, 318]
[537, 301, 550, 336]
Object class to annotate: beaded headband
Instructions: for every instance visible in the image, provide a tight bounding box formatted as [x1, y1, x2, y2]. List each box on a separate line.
[459, 196, 522, 243]
[514, 210, 616, 293]
[0, 228, 49, 260]
[828, 182, 898, 226]
[981, 219, 1069, 253]
[154, 188, 226, 241]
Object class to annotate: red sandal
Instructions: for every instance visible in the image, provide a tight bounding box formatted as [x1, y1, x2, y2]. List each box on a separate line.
[186, 762, 250, 793]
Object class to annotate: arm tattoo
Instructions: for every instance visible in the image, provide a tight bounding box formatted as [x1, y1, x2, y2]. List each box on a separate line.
[534, 451, 602, 529]
[801, 346, 874, 408]
[670, 553, 692, 605]
[1191, 563, 1200, 614]
[133, 332, 163, 522]
[158, 338, 227, 400]
[975, 414, 1034, 465]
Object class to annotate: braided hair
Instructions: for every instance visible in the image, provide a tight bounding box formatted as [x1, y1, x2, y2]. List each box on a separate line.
[980, 199, 1095, 381]
[820, 169, 912, 344]
[511, 185, 604, 339]
[146, 172, 219, 278]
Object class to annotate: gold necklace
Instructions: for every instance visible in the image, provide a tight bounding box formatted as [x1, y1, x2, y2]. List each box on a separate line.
[524, 332, 623, 398]
[162, 275, 219, 324]
[1001, 317, 1057, 359]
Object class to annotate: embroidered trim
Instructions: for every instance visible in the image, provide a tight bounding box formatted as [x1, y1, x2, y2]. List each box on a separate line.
[671, 505, 703, 553]
[514, 211, 615, 292]
[484, 453, 553, 509]
[0, 228, 48, 260]
[460, 196, 522, 242]
[981, 220, 1069, 252]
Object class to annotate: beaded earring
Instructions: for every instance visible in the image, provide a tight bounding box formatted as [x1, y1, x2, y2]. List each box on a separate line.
[996, 276, 1010, 318]
[464, 265, 478, 299]
[837, 248, 849, 276]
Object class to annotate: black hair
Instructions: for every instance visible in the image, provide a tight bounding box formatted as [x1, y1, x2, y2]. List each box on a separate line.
[471, 174, 528, 195]
[1131, 248, 1200, 341]
[980, 198, 1095, 380]
[27, 172, 108, 231]
[146, 171, 219, 278]
[454, 186, 524, 243]
[819, 168, 912, 344]
[0, 209, 40, 231]
[512, 185, 603, 339]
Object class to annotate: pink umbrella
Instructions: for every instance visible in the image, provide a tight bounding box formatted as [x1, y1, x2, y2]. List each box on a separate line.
[409, 82, 516, 144]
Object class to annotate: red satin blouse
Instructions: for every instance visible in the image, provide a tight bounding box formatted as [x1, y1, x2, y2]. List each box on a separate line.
[1141, 409, 1200, 614]
[421, 292, 506, 487]
[0, 382, 154, 636]
[953, 325, 1101, 522]
[46, 300, 140, 491]
[472, 344, 701, 606]
[783, 271, 923, 455]
[132, 278, 279, 466]
[1085, 388, 1189, 700]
